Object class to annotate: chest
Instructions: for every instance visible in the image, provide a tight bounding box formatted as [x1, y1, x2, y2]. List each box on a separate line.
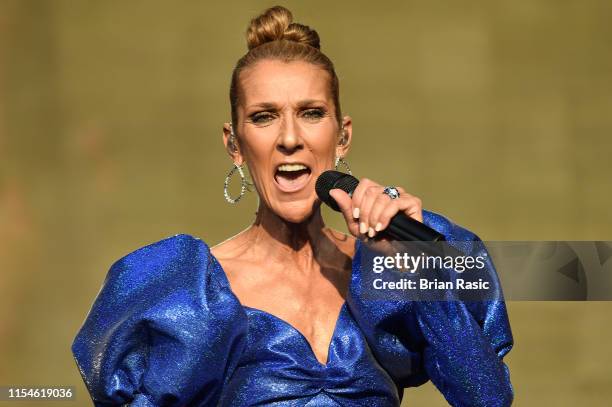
[221, 259, 350, 365]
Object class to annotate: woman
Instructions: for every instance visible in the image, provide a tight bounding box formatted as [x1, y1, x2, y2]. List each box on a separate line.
[72, 6, 513, 406]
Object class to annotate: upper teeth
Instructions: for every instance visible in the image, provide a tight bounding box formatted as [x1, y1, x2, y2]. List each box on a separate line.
[278, 164, 308, 172]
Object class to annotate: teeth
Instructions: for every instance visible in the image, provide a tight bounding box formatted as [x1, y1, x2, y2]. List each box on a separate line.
[277, 164, 308, 172]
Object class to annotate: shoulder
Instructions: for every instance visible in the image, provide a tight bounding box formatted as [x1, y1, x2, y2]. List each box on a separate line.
[101, 233, 223, 302]
[74, 231, 244, 354]
[72, 233, 248, 406]
[112, 233, 207, 266]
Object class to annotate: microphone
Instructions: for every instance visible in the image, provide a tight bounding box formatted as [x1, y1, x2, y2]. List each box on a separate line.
[316, 170, 446, 242]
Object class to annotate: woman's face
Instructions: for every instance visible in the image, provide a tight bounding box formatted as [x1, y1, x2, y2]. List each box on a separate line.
[225, 59, 351, 223]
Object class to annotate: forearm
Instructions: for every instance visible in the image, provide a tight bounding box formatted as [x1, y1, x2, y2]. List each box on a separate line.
[415, 300, 513, 407]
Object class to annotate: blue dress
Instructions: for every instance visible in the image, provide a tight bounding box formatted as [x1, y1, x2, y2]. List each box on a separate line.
[72, 210, 513, 406]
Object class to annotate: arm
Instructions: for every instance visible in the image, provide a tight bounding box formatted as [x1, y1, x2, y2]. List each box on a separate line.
[331, 185, 513, 405]
[415, 299, 513, 407]
[416, 212, 513, 406]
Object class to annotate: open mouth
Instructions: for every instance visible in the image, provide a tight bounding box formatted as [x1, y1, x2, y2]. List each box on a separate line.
[274, 163, 312, 192]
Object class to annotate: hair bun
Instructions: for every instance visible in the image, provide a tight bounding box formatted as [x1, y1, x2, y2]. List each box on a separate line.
[246, 6, 320, 51]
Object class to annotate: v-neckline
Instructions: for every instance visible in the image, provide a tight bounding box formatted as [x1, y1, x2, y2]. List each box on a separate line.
[241, 303, 347, 368]
[207, 239, 360, 369]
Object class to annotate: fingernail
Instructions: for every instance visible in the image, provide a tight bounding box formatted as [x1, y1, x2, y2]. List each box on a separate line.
[359, 222, 367, 234]
[353, 207, 360, 219]
[368, 227, 375, 238]
[375, 222, 382, 232]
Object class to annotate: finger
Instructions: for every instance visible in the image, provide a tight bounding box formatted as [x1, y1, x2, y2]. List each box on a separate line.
[401, 196, 423, 223]
[329, 189, 360, 236]
[377, 195, 423, 231]
[351, 178, 377, 220]
[368, 192, 396, 235]
[369, 186, 411, 227]
[395, 193, 423, 223]
[358, 185, 383, 237]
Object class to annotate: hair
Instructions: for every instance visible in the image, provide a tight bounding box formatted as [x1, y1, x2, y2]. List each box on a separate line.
[229, 6, 342, 129]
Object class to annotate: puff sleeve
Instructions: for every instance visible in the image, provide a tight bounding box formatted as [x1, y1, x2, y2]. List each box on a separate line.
[72, 234, 247, 407]
[347, 210, 513, 407]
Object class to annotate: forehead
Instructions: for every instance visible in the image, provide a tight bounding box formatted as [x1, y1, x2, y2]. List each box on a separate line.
[238, 60, 332, 107]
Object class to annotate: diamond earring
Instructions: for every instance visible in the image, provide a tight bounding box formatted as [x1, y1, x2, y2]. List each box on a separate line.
[334, 156, 352, 175]
[223, 163, 248, 204]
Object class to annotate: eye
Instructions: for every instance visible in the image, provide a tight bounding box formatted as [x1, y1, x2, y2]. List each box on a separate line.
[250, 112, 275, 124]
[301, 108, 326, 120]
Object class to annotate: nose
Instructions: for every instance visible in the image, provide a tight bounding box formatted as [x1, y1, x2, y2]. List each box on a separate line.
[276, 115, 303, 154]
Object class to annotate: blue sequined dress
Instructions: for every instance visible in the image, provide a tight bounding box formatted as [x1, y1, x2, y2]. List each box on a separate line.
[72, 210, 513, 406]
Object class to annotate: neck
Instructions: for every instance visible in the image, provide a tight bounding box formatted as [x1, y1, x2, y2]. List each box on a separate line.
[243, 203, 330, 261]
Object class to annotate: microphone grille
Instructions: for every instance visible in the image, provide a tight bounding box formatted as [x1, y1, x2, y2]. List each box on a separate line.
[315, 170, 359, 212]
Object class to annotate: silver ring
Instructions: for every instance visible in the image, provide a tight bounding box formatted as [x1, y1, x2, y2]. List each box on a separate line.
[383, 186, 400, 200]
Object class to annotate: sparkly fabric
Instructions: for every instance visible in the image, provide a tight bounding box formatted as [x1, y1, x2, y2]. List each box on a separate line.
[72, 209, 513, 406]
[349, 210, 514, 406]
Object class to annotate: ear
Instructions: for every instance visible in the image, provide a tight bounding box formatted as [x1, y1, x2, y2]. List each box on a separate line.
[335, 115, 352, 158]
[222, 122, 244, 165]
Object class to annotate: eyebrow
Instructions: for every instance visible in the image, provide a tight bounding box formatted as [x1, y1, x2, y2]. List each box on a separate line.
[296, 99, 328, 108]
[247, 102, 277, 111]
[246, 99, 328, 111]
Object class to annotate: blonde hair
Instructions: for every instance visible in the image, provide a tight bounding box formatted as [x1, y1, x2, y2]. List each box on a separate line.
[229, 6, 342, 128]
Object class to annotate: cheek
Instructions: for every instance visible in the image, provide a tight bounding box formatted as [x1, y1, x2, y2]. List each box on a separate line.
[239, 140, 274, 185]
[239, 136, 270, 164]
[306, 126, 338, 152]
[315, 137, 339, 160]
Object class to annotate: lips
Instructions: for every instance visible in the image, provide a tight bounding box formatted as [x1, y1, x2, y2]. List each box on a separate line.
[274, 163, 312, 192]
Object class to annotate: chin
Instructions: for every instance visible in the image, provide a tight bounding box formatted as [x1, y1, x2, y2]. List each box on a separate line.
[274, 200, 317, 224]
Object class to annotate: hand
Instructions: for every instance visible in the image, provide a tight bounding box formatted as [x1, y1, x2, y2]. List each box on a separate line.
[328, 178, 423, 241]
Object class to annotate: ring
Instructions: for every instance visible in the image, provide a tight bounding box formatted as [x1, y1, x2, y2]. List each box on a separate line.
[383, 186, 400, 200]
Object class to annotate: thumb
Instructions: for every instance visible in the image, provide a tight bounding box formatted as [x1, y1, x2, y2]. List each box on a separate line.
[329, 188, 360, 237]
[329, 188, 353, 218]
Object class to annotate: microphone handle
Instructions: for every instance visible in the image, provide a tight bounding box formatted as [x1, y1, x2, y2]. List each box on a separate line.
[381, 213, 447, 257]
[384, 212, 446, 242]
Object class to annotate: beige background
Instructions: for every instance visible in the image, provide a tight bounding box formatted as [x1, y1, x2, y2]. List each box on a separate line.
[1, 0, 611, 406]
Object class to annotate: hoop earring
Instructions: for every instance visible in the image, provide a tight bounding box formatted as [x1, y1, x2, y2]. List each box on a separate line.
[223, 163, 248, 204]
[334, 156, 352, 175]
